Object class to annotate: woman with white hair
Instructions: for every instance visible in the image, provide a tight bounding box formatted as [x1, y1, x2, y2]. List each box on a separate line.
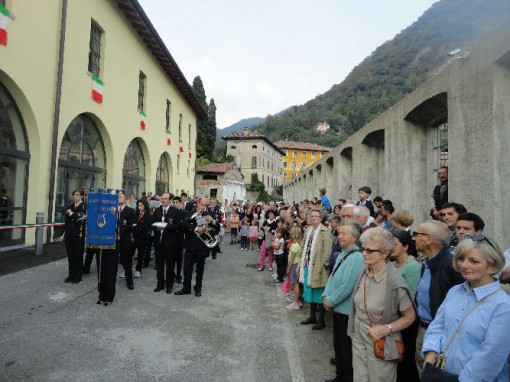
[421, 235, 510, 381]
[348, 228, 416, 382]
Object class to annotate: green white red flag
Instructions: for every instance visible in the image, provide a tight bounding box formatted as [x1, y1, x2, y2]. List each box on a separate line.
[166, 130, 171, 145]
[91, 76, 103, 103]
[140, 111, 146, 130]
[0, 5, 15, 46]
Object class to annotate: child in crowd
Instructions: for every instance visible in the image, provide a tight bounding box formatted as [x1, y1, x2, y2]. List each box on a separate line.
[249, 220, 258, 251]
[257, 220, 265, 250]
[272, 228, 286, 283]
[239, 217, 250, 251]
[286, 226, 303, 310]
[230, 211, 239, 244]
[259, 211, 277, 271]
[356, 186, 375, 217]
[218, 213, 226, 244]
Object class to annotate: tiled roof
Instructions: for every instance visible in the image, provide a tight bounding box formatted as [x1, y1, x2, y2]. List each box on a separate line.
[196, 162, 235, 174]
[274, 140, 331, 152]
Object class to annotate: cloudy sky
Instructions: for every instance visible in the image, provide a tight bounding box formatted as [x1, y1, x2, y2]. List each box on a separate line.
[138, 0, 438, 129]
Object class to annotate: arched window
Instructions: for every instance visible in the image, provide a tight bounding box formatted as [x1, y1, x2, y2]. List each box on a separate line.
[0, 83, 30, 247]
[155, 154, 169, 195]
[55, 114, 106, 237]
[122, 139, 145, 198]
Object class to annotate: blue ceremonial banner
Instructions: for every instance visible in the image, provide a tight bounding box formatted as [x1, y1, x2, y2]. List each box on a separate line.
[85, 188, 119, 249]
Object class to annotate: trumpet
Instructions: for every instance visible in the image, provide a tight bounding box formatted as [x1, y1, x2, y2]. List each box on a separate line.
[190, 211, 219, 249]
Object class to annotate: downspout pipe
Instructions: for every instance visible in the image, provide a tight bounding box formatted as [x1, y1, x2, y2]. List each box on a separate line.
[46, 0, 68, 243]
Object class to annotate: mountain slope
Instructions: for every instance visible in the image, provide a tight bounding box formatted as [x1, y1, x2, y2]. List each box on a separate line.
[248, 0, 510, 147]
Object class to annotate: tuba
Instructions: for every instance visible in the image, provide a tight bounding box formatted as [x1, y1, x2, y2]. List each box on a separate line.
[190, 211, 219, 248]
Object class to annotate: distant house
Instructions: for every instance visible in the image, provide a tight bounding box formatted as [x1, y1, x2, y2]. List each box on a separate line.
[195, 162, 246, 202]
[222, 127, 284, 191]
[275, 140, 330, 184]
[314, 122, 331, 134]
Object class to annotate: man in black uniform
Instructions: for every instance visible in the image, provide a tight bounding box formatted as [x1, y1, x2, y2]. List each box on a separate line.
[64, 188, 86, 284]
[175, 197, 220, 297]
[152, 193, 187, 293]
[206, 197, 222, 259]
[117, 191, 136, 290]
[171, 195, 185, 284]
[430, 166, 448, 220]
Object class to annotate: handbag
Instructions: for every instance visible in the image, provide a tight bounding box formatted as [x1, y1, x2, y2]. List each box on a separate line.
[281, 277, 290, 293]
[363, 276, 404, 363]
[431, 289, 500, 370]
[421, 362, 458, 382]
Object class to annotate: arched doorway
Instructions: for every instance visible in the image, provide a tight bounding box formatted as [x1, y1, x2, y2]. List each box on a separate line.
[54, 114, 106, 237]
[155, 154, 169, 195]
[0, 83, 30, 247]
[122, 139, 145, 198]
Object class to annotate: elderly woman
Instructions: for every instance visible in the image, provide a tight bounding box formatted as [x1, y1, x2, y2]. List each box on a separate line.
[299, 208, 333, 330]
[348, 228, 416, 382]
[421, 236, 510, 381]
[392, 209, 414, 231]
[323, 221, 365, 382]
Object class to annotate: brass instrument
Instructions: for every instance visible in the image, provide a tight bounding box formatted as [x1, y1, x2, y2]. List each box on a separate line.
[190, 211, 219, 249]
[152, 221, 169, 243]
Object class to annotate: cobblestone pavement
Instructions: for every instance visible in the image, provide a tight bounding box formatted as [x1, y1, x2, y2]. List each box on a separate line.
[0, 242, 335, 382]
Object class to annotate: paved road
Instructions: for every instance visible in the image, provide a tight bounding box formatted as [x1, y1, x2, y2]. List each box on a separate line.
[0, 243, 334, 382]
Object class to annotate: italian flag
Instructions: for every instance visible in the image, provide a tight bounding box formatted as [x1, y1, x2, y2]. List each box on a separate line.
[189, 151, 192, 159]
[166, 130, 171, 145]
[179, 146, 184, 153]
[0, 5, 15, 46]
[140, 111, 146, 130]
[91, 75, 103, 103]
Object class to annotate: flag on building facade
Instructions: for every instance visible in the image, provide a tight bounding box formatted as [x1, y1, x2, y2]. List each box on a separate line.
[140, 111, 146, 130]
[166, 130, 171, 145]
[91, 75, 103, 103]
[179, 146, 184, 153]
[0, 5, 15, 46]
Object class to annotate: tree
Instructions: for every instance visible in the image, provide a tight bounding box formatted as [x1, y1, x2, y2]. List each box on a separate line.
[205, 99, 217, 160]
[192, 76, 209, 159]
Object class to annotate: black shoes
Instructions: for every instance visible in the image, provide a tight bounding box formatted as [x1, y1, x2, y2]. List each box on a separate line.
[96, 300, 103, 305]
[127, 284, 134, 290]
[330, 357, 336, 366]
[71, 278, 82, 284]
[312, 322, 326, 330]
[64, 276, 72, 283]
[212, 255, 217, 259]
[166, 286, 173, 294]
[195, 290, 202, 297]
[175, 276, 182, 284]
[153, 286, 164, 292]
[300, 317, 317, 325]
[174, 289, 191, 295]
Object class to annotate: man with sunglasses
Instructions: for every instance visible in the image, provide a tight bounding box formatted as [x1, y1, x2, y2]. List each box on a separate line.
[412, 220, 463, 375]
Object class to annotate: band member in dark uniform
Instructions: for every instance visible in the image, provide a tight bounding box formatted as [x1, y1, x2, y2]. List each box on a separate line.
[175, 197, 220, 297]
[64, 188, 86, 284]
[171, 196, 185, 283]
[133, 199, 153, 277]
[206, 197, 222, 259]
[117, 191, 136, 290]
[152, 193, 187, 293]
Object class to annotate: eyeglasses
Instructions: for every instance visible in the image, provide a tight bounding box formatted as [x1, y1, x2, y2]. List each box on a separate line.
[461, 234, 497, 251]
[412, 231, 430, 237]
[361, 247, 380, 254]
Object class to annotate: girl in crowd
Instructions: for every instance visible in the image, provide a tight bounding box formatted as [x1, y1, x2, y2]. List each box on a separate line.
[259, 211, 277, 271]
[286, 226, 303, 310]
[133, 199, 153, 277]
[230, 211, 239, 244]
[272, 228, 286, 283]
[239, 217, 249, 251]
[249, 219, 259, 251]
[348, 228, 416, 382]
[390, 229, 421, 382]
[422, 236, 510, 381]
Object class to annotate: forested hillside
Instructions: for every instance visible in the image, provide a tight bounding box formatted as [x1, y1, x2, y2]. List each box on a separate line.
[242, 0, 510, 148]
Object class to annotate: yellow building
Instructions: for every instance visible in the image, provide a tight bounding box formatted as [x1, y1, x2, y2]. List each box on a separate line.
[0, 0, 206, 248]
[275, 141, 330, 184]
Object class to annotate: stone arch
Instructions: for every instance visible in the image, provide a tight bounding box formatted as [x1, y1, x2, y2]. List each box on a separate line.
[361, 129, 385, 195]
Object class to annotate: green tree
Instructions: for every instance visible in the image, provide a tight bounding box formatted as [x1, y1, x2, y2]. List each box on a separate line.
[205, 99, 217, 160]
[192, 76, 209, 159]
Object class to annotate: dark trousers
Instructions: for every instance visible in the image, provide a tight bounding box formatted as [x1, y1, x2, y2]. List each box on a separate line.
[65, 237, 84, 281]
[240, 235, 248, 249]
[135, 243, 150, 272]
[274, 254, 287, 281]
[118, 241, 135, 285]
[83, 247, 98, 272]
[155, 244, 177, 288]
[97, 249, 118, 302]
[174, 246, 183, 279]
[183, 248, 208, 292]
[333, 312, 353, 382]
[397, 320, 420, 382]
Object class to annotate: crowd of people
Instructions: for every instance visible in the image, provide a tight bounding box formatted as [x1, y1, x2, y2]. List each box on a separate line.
[60, 165, 510, 381]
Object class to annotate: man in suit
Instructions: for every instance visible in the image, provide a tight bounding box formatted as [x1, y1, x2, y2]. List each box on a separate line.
[118, 191, 136, 290]
[63, 188, 86, 284]
[206, 197, 222, 259]
[170, 196, 185, 284]
[152, 193, 187, 293]
[175, 197, 220, 297]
